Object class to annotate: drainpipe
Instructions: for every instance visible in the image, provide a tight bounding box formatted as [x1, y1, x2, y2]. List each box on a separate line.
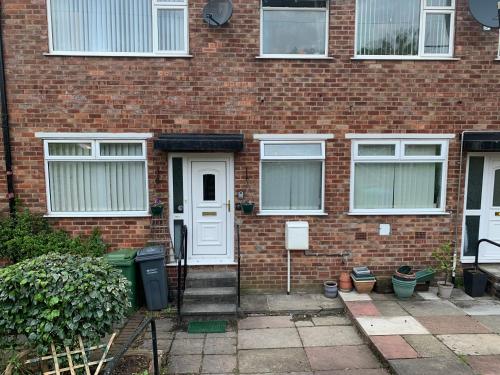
[452, 131, 465, 285]
[0, 8, 15, 215]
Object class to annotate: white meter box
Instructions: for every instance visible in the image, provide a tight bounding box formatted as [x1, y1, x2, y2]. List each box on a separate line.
[285, 221, 309, 250]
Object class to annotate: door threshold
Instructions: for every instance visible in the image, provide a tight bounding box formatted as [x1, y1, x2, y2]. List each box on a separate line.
[167, 260, 237, 267]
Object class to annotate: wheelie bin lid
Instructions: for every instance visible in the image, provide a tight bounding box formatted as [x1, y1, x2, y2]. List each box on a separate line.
[136, 245, 166, 262]
[104, 248, 137, 266]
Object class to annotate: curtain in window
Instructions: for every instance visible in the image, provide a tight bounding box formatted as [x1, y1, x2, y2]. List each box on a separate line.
[50, 0, 153, 52]
[354, 163, 441, 209]
[157, 9, 185, 51]
[48, 161, 147, 212]
[424, 13, 451, 54]
[262, 161, 322, 210]
[356, 0, 420, 55]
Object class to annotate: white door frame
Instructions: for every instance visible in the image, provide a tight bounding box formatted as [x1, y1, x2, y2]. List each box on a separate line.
[168, 153, 235, 265]
[462, 152, 500, 263]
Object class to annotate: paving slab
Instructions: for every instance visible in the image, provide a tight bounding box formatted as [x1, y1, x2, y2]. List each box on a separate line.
[372, 301, 408, 317]
[454, 300, 500, 316]
[370, 293, 398, 301]
[238, 327, 302, 349]
[305, 345, 381, 370]
[356, 316, 429, 336]
[238, 348, 311, 373]
[168, 354, 202, 374]
[175, 332, 205, 339]
[205, 330, 237, 338]
[345, 301, 380, 317]
[398, 300, 466, 316]
[312, 316, 351, 326]
[201, 354, 237, 374]
[474, 315, 500, 333]
[416, 315, 491, 334]
[465, 355, 500, 375]
[402, 334, 456, 358]
[266, 294, 343, 313]
[370, 335, 418, 360]
[450, 288, 475, 301]
[416, 292, 441, 301]
[339, 291, 372, 302]
[170, 338, 204, 355]
[438, 334, 500, 356]
[241, 294, 269, 313]
[389, 357, 474, 375]
[204, 337, 236, 355]
[298, 326, 364, 347]
[295, 320, 315, 327]
[239, 315, 294, 330]
[314, 370, 389, 375]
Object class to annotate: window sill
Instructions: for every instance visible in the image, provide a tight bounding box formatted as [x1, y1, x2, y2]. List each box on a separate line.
[45, 212, 151, 218]
[44, 52, 193, 58]
[347, 211, 451, 216]
[351, 56, 459, 61]
[256, 55, 333, 60]
[257, 211, 328, 216]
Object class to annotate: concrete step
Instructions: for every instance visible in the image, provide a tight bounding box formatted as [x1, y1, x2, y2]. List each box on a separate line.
[185, 271, 237, 288]
[184, 287, 237, 303]
[181, 302, 237, 320]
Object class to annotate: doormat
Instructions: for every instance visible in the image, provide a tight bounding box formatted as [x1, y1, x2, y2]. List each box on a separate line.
[187, 320, 227, 334]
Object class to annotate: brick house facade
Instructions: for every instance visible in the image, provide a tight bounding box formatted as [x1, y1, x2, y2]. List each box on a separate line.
[0, 0, 499, 291]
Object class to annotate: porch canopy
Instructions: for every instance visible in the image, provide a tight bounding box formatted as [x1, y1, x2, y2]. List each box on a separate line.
[463, 132, 500, 152]
[154, 133, 244, 152]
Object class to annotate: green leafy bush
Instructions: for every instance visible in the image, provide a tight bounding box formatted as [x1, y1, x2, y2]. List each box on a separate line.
[432, 242, 454, 285]
[0, 209, 107, 262]
[0, 253, 130, 354]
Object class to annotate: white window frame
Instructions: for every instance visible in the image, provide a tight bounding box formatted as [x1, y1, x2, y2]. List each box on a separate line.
[255, 134, 334, 216]
[349, 137, 451, 215]
[354, 0, 456, 60]
[37, 133, 152, 217]
[259, 0, 330, 59]
[46, 0, 190, 57]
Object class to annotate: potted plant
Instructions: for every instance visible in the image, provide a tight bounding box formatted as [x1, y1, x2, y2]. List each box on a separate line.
[241, 200, 255, 214]
[432, 242, 454, 299]
[150, 197, 164, 217]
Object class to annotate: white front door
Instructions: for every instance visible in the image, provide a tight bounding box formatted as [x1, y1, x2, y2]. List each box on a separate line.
[479, 156, 500, 261]
[169, 154, 234, 265]
[191, 161, 228, 258]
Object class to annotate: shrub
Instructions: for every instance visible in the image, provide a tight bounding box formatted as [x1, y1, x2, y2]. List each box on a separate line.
[0, 209, 107, 262]
[432, 242, 454, 285]
[0, 253, 130, 354]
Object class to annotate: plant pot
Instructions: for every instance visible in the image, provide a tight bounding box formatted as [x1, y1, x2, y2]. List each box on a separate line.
[241, 203, 255, 214]
[463, 269, 488, 297]
[374, 276, 394, 294]
[351, 276, 376, 294]
[437, 281, 454, 299]
[151, 205, 164, 217]
[393, 270, 416, 281]
[323, 281, 338, 298]
[339, 272, 353, 292]
[392, 277, 416, 300]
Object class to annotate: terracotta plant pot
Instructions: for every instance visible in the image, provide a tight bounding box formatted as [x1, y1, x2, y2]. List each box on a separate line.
[339, 272, 353, 292]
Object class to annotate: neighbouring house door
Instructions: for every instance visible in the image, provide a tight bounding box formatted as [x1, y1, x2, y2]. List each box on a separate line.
[463, 154, 500, 263]
[479, 157, 500, 261]
[190, 160, 228, 258]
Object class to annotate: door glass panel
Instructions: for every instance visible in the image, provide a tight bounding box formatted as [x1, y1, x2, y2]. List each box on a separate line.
[203, 174, 216, 201]
[173, 219, 184, 260]
[464, 215, 480, 257]
[172, 158, 184, 213]
[466, 156, 484, 210]
[493, 170, 500, 206]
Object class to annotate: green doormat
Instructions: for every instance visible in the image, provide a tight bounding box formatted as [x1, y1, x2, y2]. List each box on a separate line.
[188, 320, 227, 334]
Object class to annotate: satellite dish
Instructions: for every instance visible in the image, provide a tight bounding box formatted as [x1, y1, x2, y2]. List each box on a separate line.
[469, 0, 500, 28]
[202, 0, 233, 26]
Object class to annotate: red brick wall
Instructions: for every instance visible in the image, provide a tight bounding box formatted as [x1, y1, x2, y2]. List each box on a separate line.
[1, 0, 499, 290]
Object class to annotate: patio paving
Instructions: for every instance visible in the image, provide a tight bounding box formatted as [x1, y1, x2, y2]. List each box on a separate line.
[241, 293, 344, 314]
[340, 286, 500, 375]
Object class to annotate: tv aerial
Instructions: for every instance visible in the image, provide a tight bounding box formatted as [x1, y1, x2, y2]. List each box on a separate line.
[469, 0, 500, 28]
[202, 0, 233, 26]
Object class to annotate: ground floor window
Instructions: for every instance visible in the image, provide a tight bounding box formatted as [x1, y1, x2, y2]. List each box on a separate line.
[348, 136, 451, 214]
[38, 133, 151, 217]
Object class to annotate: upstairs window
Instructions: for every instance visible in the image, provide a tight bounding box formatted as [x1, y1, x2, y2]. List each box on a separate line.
[350, 138, 450, 215]
[48, 0, 189, 56]
[260, 0, 329, 58]
[355, 0, 455, 58]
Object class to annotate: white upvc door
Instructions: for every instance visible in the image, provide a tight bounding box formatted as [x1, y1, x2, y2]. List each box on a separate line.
[168, 153, 234, 265]
[479, 156, 500, 262]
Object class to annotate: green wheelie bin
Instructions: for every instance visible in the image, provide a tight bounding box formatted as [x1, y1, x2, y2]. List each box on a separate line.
[104, 248, 138, 310]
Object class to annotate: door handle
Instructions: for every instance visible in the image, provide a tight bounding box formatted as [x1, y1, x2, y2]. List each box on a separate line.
[227, 200, 231, 212]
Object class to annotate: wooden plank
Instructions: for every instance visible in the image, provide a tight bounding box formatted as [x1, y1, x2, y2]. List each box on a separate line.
[43, 358, 113, 375]
[93, 333, 116, 375]
[78, 336, 92, 375]
[48, 343, 60, 375]
[25, 344, 107, 364]
[65, 346, 76, 375]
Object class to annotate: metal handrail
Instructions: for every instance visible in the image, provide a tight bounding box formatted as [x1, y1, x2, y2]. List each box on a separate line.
[237, 223, 241, 308]
[177, 225, 188, 322]
[475, 238, 500, 270]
